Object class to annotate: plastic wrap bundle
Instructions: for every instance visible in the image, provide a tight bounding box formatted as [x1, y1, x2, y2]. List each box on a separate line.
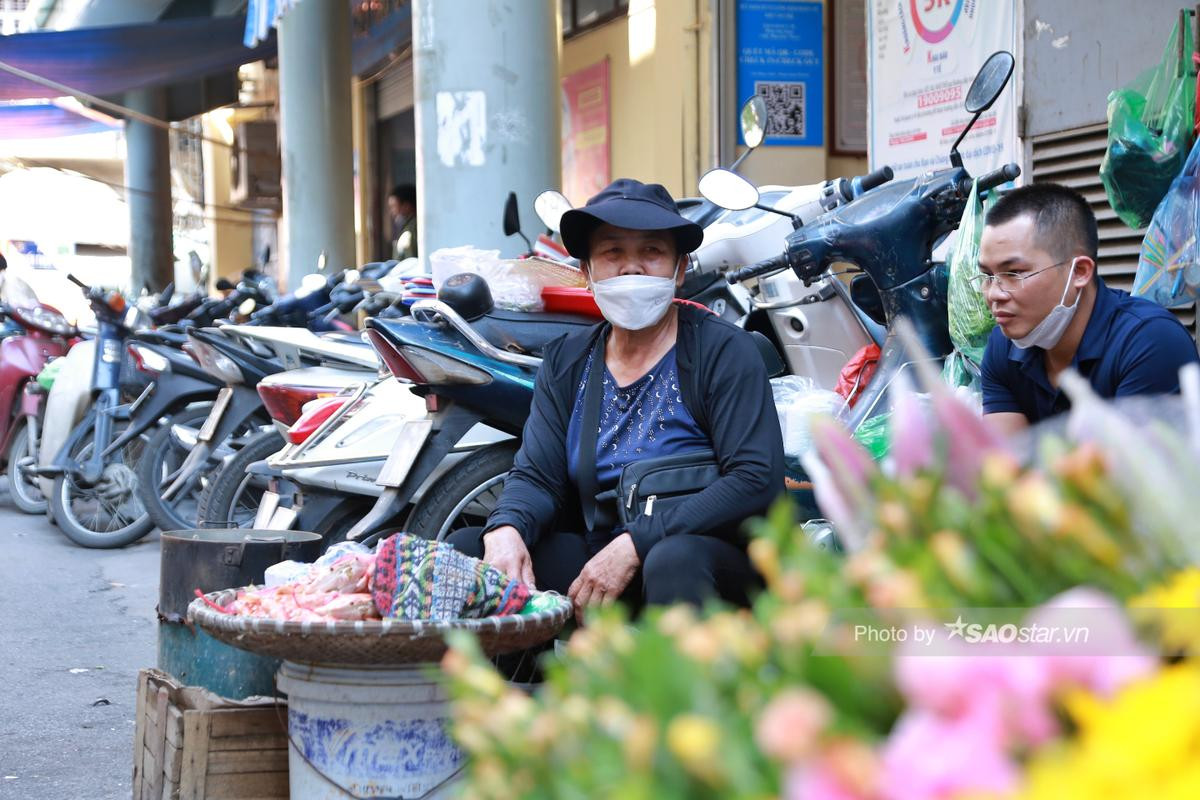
[771, 376, 845, 460]
[429, 248, 585, 312]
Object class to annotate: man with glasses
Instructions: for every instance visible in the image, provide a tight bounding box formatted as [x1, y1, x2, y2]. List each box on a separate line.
[976, 183, 1198, 433]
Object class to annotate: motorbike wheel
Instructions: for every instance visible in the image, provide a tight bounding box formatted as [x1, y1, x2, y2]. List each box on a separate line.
[404, 442, 517, 541]
[135, 404, 212, 533]
[5, 418, 47, 514]
[50, 417, 155, 548]
[196, 429, 285, 529]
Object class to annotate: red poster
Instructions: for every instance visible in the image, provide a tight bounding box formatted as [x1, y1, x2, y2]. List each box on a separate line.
[561, 59, 610, 206]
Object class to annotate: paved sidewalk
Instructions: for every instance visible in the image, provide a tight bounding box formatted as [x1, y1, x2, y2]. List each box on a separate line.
[0, 478, 160, 800]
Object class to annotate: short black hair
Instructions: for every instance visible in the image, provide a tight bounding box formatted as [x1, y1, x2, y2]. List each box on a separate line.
[389, 184, 416, 205]
[0, 253, 7, 270]
[985, 183, 1099, 261]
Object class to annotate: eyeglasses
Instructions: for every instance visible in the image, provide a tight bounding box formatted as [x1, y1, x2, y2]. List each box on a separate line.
[967, 259, 1072, 294]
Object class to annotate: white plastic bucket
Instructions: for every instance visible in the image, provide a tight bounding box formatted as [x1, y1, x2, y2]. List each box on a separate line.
[276, 661, 465, 799]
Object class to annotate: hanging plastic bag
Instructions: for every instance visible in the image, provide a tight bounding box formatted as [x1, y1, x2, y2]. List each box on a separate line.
[942, 349, 982, 390]
[834, 343, 881, 407]
[1133, 136, 1200, 307]
[1100, 16, 1196, 230]
[946, 180, 995, 364]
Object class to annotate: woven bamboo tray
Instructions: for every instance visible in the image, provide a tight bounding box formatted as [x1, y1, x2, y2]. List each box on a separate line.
[187, 588, 572, 665]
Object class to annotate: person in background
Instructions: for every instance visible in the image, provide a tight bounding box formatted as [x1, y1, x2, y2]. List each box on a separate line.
[387, 184, 418, 260]
[977, 183, 1199, 433]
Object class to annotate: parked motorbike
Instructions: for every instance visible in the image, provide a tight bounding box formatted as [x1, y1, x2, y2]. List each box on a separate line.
[700, 50, 1019, 432]
[44, 275, 161, 547]
[0, 301, 76, 513]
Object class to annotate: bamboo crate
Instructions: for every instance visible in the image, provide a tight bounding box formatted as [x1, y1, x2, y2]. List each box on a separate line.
[132, 668, 289, 800]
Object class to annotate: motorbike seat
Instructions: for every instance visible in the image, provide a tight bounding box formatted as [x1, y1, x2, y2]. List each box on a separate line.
[471, 308, 598, 357]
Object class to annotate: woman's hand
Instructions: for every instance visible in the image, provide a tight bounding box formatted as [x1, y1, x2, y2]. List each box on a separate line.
[482, 526, 536, 588]
[568, 533, 639, 623]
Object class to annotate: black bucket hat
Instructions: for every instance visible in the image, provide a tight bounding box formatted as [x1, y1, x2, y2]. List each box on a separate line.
[560, 178, 704, 260]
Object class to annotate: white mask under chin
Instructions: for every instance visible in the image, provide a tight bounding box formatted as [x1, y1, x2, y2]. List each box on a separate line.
[589, 274, 676, 330]
[1012, 258, 1081, 350]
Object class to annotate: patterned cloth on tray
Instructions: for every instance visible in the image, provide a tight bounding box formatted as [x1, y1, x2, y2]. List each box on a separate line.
[371, 532, 531, 621]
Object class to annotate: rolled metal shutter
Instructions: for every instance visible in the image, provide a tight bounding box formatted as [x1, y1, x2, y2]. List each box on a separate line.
[376, 57, 413, 120]
[1029, 123, 1195, 337]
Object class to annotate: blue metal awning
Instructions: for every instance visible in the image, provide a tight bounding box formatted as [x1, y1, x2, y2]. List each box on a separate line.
[0, 16, 276, 111]
[0, 102, 118, 139]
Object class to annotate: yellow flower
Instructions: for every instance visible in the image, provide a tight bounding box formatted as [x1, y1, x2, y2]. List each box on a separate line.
[877, 501, 912, 538]
[678, 623, 723, 664]
[930, 530, 982, 594]
[748, 537, 781, 585]
[666, 714, 722, 783]
[1007, 474, 1064, 536]
[1129, 569, 1200, 653]
[980, 451, 1020, 490]
[770, 599, 830, 647]
[1018, 665, 1200, 799]
[1054, 504, 1121, 567]
[623, 715, 659, 772]
[656, 604, 697, 638]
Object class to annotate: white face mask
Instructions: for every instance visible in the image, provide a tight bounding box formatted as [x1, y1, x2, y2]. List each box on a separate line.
[1012, 258, 1081, 350]
[589, 273, 677, 330]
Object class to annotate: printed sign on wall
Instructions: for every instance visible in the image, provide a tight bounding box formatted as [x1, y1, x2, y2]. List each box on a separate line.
[737, 0, 825, 147]
[561, 59, 611, 207]
[868, 0, 1018, 179]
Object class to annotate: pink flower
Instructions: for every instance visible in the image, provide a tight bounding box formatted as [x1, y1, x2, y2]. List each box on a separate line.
[1024, 586, 1157, 696]
[888, 371, 935, 479]
[786, 762, 868, 800]
[756, 689, 833, 764]
[806, 417, 879, 549]
[879, 707, 1020, 800]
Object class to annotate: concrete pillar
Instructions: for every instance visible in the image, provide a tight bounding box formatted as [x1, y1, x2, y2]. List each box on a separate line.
[124, 87, 174, 295]
[277, 0, 355, 289]
[412, 0, 561, 262]
[201, 115, 253, 288]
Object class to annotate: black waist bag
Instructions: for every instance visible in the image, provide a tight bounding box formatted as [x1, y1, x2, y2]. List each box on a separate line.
[608, 450, 719, 524]
[577, 338, 720, 533]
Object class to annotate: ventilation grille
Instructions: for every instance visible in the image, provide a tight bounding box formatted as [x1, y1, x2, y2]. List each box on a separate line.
[1030, 123, 1195, 335]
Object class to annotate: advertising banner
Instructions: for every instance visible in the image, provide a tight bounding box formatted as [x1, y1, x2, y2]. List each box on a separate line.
[868, 0, 1018, 179]
[737, 0, 824, 147]
[561, 59, 610, 206]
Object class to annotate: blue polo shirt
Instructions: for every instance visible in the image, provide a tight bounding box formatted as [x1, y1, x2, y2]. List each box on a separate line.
[981, 278, 1199, 423]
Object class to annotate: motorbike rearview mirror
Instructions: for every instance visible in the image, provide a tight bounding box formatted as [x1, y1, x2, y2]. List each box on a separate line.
[534, 190, 572, 233]
[699, 168, 761, 211]
[965, 51, 1014, 114]
[729, 95, 770, 171]
[740, 95, 767, 149]
[316, 251, 327, 273]
[238, 297, 257, 316]
[502, 192, 521, 237]
[299, 272, 327, 296]
[503, 191, 534, 254]
[951, 51, 1014, 166]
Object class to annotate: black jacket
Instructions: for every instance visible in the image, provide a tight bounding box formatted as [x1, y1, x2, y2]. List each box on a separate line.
[484, 305, 784, 562]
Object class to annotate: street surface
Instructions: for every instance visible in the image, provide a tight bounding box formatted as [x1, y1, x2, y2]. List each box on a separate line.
[0, 477, 160, 800]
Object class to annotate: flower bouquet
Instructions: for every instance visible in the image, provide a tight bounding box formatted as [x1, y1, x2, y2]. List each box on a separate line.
[441, 350, 1200, 799]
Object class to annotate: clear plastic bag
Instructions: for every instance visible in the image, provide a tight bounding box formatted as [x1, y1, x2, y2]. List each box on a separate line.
[946, 180, 994, 364]
[1133, 136, 1200, 307]
[1100, 16, 1196, 230]
[429, 249, 585, 312]
[770, 376, 845, 459]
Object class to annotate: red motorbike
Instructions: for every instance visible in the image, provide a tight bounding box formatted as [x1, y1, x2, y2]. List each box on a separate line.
[0, 302, 76, 513]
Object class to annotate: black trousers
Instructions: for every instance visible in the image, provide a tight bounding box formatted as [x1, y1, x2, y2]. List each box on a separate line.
[447, 528, 761, 609]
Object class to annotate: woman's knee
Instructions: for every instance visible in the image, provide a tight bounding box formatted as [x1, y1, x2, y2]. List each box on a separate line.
[445, 527, 485, 559]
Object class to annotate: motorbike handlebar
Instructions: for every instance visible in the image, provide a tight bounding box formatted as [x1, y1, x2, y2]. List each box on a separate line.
[726, 253, 790, 285]
[853, 166, 894, 195]
[66, 273, 89, 291]
[975, 163, 1021, 193]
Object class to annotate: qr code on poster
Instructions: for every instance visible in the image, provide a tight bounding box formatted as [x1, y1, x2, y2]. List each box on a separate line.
[755, 81, 806, 138]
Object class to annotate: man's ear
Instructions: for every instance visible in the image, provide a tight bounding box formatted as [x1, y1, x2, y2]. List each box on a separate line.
[1073, 255, 1097, 287]
[675, 254, 688, 287]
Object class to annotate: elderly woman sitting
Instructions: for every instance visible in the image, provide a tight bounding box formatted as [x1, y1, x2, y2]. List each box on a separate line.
[449, 179, 783, 619]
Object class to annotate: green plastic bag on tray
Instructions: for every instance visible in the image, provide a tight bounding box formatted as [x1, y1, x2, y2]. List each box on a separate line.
[947, 180, 995, 364]
[852, 412, 890, 461]
[1100, 16, 1196, 230]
